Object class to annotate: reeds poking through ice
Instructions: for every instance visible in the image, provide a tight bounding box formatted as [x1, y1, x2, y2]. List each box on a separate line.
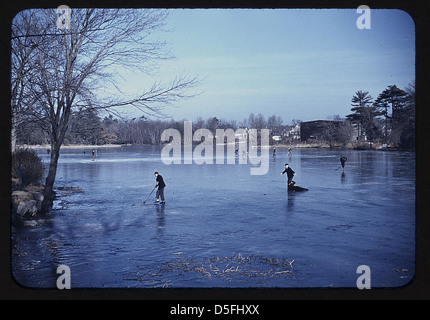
[126, 253, 296, 287]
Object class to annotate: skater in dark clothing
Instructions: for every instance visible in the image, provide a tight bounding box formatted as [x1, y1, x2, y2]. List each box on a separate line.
[281, 163, 296, 185]
[340, 156, 347, 172]
[154, 172, 166, 204]
[281, 163, 308, 192]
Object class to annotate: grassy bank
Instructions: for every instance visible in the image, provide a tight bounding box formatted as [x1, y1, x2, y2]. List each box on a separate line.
[19, 141, 412, 152]
[19, 143, 125, 150]
[272, 141, 408, 151]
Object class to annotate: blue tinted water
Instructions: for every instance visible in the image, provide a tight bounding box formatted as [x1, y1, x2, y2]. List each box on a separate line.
[12, 146, 415, 288]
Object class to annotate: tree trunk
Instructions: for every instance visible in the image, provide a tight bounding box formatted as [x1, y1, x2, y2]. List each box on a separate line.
[41, 141, 61, 212]
[11, 120, 17, 153]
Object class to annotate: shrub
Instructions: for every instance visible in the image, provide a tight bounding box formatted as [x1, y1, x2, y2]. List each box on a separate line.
[12, 148, 44, 188]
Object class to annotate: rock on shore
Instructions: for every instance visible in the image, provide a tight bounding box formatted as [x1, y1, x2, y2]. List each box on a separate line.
[12, 185, 44, 226]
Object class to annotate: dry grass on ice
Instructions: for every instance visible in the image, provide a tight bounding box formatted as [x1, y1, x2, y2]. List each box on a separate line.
[124, 253, 296, 287]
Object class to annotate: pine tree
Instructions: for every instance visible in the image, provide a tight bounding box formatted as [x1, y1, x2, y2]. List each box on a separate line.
[346, 91, 382, 142]
[374, 85, 408, 145]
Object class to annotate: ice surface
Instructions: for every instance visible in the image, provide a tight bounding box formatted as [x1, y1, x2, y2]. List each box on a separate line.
[12, 146, 415, 288]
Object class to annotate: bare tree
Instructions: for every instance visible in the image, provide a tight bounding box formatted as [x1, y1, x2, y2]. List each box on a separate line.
[337, 120, 356, 147]
[267, 114, 283, 135]
[11, 10, 50, 152]
[11, 8, 200, 210]
[249, 113, 266, 130]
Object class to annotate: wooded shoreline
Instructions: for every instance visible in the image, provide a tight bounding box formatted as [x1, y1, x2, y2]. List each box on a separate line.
[18, 142, 413, 151]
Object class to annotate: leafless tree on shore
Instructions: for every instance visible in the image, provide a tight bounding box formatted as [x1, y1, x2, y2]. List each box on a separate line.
[11, 8, 200, 210]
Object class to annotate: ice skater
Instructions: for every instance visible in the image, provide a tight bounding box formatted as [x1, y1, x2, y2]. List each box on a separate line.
[281, 163, 308, 192]
[153, 171, 166, 204]
[281, 163, 296, 186]
[338, 156, 347, 172]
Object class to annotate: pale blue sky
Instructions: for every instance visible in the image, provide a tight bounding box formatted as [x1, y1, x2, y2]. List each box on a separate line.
[120, 9, 415, 124]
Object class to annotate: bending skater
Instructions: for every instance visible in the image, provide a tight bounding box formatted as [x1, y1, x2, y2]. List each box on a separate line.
[281, 163, 296, 186]
[154, 172, 166, 204]
[281, 163, 308, 192]
[340, 156, 347, 172]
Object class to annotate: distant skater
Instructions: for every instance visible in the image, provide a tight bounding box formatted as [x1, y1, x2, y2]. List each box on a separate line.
[281, 163, 296, 186]
[273, 147, 277, 157]
[340, 156, 347, 172]
[92, 149, 96, 161]
[288, 147, 292, 157]
[154, 172, 166, 204]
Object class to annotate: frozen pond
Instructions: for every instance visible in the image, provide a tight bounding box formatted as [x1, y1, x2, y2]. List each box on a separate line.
[12, 146, 415, 288]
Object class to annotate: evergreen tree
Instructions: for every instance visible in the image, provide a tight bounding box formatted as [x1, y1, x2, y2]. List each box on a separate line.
[346, 91, 382, 142]
[374, 85, 408, 144]
[400, 82, 415, 149]
[66, 108, 103, 145]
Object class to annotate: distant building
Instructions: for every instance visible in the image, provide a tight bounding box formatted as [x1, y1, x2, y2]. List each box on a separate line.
[234, 127, 249, 141]
[272, 135, 282, 141]
[282, 124, 301, 140]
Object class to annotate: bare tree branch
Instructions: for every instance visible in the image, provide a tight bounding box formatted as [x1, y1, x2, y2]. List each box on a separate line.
[11, 8, 201, 209]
